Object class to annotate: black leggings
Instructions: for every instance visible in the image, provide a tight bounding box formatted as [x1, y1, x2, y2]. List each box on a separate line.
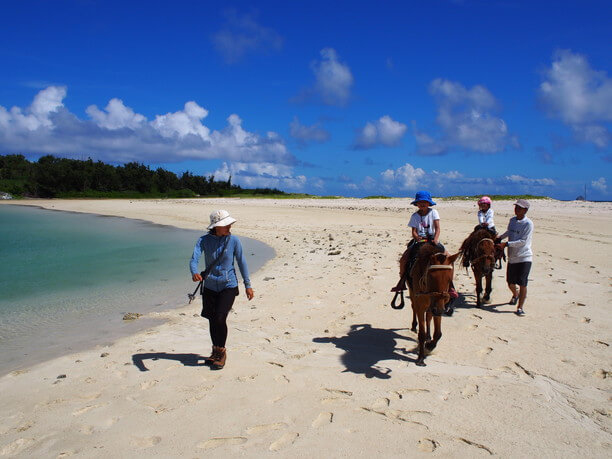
[202, 287, 238, 347]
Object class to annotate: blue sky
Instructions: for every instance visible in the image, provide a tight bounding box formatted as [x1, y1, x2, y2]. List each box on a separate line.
[0, 0, 610, 199]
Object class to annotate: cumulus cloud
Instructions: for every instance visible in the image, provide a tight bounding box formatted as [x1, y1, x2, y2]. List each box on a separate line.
[212, 161, 306, 191]
[86, 98, 146, 130]
[505, 174, 556, 186]
[355, 116, 407, 149]
[212, 10, 283, 63]
[0, 86, 296, 165]
[381, 163, 426, 189]
[591, 177, 607, 193]
[307, 48, 353, 106]
[539, 50, 612, 148]
[289, 117, 330, 144]
[415, 79, 519, 155]
[349, 162, 555, 196]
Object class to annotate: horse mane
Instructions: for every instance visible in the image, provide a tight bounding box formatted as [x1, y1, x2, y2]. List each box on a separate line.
[459, 228, 493, 266]
[411, 243, 444, 285]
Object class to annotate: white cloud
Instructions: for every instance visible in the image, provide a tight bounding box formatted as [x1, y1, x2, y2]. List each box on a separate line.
[212, 10, 283, 64]
[212, 161, 306, 191]
[344, 162, 556, 196]
[0, 86, 295, 165]
[355, 115, 407, 149]
[591, 177, 607, 193]
[152, 102, 211, 139]
[415, 79, 519, 155]
[0, 86, 65, 131]
[539, 50, 612, 147]
[505, 175, 556, 186]
[289, 117, 330, 144]
[86, 98, 146, 130]
[311, 48, 353, 106]
[381, 163, 426, 190]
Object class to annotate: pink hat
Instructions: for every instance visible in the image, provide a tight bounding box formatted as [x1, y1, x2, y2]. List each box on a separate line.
[478, 196, 492, 205]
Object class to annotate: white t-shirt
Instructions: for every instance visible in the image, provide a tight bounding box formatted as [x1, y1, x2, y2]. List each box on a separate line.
[500, 216, 533, 263]
[478, 208, 495, 227]
[409, 209, 440, 238]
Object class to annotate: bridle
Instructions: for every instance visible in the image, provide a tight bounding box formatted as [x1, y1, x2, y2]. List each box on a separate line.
[470, 238, 496, 271]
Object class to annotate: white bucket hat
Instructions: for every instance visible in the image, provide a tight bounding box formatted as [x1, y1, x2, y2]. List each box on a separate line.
[207, 209, 236, 230]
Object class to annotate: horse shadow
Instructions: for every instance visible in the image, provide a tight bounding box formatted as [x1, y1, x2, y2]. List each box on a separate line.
[454, 292, 515, 314]
[313, 323, 415, 379]
[132, 352, 206, 372]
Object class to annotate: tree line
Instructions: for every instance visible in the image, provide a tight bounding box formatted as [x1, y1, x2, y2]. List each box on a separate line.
[0, 154, 285, 198]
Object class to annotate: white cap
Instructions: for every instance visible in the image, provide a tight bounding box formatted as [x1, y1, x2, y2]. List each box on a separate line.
[207, 209, 236, 230]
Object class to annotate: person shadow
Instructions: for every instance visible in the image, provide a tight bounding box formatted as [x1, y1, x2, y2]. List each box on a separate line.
[132, 352, 206, 372]
[313, 323, 415, 379]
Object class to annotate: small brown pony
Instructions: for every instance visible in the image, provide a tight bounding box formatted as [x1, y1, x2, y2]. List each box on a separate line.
[408, 244, 460, 366]
[459, 229, 498, 308]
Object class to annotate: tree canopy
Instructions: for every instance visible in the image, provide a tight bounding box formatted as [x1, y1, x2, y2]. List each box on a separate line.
[0, 154, 285, 198]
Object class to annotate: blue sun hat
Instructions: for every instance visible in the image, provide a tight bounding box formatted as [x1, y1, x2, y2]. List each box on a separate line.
[411, 190, 436, 206]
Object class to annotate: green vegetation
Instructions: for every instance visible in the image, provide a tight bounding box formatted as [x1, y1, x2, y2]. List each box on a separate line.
[363, 195, 391, 199]
[0, 154, 286, 199]
[438, 194, 549, 201]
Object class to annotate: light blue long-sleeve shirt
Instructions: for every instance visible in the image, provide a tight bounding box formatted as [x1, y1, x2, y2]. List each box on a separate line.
[189, 233, 252, 292]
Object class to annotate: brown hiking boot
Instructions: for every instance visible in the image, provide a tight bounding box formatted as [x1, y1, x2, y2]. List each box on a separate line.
[211, 347, 226, 369]
[204, 346, 217, 365]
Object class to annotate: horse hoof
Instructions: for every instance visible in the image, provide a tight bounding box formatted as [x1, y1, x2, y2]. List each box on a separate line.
[445, 306, 454, 316]
[425, 341, 437, 351]
[483, 297, 491, 304]
[410, 326, 417, 333]
[415, 360, 426, 367]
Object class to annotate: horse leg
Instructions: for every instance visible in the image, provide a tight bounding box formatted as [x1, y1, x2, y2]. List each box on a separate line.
[483, 273, 492, 304]
[409, 289, 418, 332]
[425, 310, 432, 342]
[474, 271, 483, 308]
[425, 315, 442, 351]
[415, 306, 428, 366]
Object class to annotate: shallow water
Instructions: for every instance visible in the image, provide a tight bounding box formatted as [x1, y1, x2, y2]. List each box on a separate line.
[0, 205, 274, 375]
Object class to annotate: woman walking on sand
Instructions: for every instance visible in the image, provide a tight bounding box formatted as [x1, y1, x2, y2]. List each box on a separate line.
[190, 210, 254, 369]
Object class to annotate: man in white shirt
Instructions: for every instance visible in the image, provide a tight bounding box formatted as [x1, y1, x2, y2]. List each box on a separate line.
[498, 199, 533, 316]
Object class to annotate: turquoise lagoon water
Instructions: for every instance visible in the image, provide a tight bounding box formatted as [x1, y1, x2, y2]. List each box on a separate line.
[0, 205, 273, 375]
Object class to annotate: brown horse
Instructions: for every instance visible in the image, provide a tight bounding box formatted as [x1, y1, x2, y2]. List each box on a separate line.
[408, 244, 460, 366]
[459, 229, 497, 308]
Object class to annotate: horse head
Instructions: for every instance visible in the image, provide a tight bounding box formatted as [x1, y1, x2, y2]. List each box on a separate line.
[426, 252, 459, 315]
[473, 238, 496, 275]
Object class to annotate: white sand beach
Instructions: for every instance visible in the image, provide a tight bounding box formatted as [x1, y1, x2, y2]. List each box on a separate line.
[0, 198, 610, 457]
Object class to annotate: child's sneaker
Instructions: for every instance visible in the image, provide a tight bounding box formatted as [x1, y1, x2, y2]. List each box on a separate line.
[515, 308, 525, 316]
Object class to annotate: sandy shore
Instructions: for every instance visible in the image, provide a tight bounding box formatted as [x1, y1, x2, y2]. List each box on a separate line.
[0, 198, 610, 457]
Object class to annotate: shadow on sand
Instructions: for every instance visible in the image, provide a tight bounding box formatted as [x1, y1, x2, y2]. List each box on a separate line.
[454, 291, 515, 314]
[132, 352, 206, 372]
[313, 323, 416, 379]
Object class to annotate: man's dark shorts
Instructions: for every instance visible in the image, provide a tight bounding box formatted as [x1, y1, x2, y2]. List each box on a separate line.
[507, 262, 532, 286]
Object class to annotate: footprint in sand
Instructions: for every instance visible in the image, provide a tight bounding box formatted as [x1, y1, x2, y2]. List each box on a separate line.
[479, 347, 493, 356]
[72, 404, 104, 416]
[372, 397, 391, 410]
[461, 384, 479, 398]
[1, 438, 35, 456]
[140, 380, 159, 390]
[197, 437, 248, 450]
[246, 423, 287, 435]
[130, 436, 161, 449]
[311, 412, 333, 428]
[269, 432, 299, 451]
[417, 438, 438, 452]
